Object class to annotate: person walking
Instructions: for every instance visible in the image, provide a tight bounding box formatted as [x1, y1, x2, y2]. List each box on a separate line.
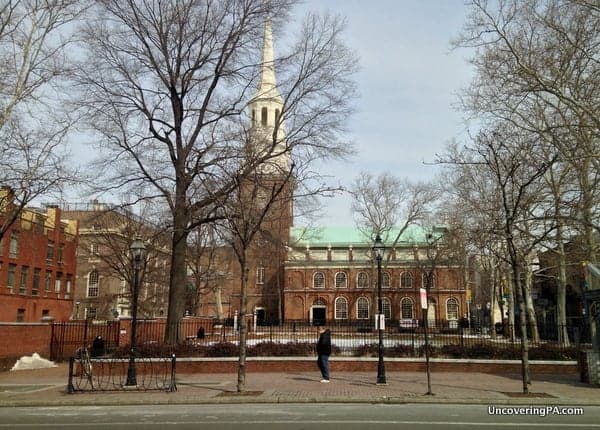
[316, 326, 331, 383]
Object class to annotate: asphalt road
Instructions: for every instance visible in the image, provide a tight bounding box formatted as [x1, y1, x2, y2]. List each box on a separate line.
[0, 403, 598, 430]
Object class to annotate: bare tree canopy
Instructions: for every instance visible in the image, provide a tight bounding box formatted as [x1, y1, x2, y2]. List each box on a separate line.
[350, 171, 439, 247]
[0, 0, 82, 240]
[74, 0, 358, 343]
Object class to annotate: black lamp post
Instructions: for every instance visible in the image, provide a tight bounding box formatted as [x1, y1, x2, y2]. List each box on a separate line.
[125, 236, 145, 387]
[373, 234, 387, 385]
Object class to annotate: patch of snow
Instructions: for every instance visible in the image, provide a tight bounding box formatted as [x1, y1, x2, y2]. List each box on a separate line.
[10, 353, 57, 371]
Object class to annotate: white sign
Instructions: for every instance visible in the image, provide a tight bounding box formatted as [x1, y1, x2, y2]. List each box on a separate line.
[375, 314, 385, 330]
[420, 288, 428, 309]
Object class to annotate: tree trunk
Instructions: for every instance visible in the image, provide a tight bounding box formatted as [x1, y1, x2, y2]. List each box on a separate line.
[523, 260, 539, 343]
[165, 198, 189, 344]
[556, 237, 569, 346]
[215, 284, 224, 321]
[509, 248, 530, 393]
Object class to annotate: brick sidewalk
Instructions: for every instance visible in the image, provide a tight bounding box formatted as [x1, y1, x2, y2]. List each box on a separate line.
[0, 363, 598, 407]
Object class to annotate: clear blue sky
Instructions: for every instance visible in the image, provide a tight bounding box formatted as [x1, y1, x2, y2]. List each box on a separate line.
[298, 0, 474, 226]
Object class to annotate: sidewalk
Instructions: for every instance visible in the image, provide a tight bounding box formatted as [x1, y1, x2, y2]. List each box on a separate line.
[0, 363, 598, 407]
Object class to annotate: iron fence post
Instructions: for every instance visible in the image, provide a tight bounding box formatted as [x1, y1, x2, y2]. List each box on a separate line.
[67, 356, 75, 394]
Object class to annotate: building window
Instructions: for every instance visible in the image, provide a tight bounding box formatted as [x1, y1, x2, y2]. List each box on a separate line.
[44, 271, 51, 293]
[382, 297, 392, 319]
[335, 272, 347, 288]
[16, 308, 25, 322]
[261, 106, 268, 126]
[47, 240, 54, 262]
[85, 307, 97, 320]
[57, 244, 64, 264]
[9, 233, 18, 258]
[55, 272, 62, 295]
[7, 264, 16, 292]
[32, 269, 41, 296]
[357, 272, 369, 289]
[400, 272, 412, 288]
[256, 266, 265, 285]
[446, 298, 459, 321]
[90, 243, 99, 257]
[422, 272, 436, 289]
[382, 271, 391, 289]
[19, 266, 28, 295]
[357, 297, 369, 319]
[65, 276, 72, 299]
[400, 297, 414, 319]
[87, 270, 99, 297]
[313, 272, 325, 289]
[335, 297, 348, 320]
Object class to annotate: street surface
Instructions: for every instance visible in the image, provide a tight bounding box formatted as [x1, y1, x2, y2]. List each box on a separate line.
[0, 403, 598, 430]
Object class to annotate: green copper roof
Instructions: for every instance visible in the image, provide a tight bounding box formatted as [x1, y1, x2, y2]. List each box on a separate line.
[290, 225, 441, 247]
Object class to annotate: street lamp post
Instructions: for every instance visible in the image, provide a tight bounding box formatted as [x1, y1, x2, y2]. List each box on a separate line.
[125, 237, 145, 387]
[373, 234, 387, 385]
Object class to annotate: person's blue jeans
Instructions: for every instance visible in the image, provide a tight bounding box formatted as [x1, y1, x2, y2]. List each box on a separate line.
[317, 354, 330, 380]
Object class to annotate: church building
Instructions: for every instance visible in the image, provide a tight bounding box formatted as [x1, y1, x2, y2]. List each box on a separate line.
[200, 17, 468, 328]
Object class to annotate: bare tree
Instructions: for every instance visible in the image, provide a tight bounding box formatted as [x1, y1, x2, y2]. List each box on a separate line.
[216, 164, 294, 392]
[0, 0, 82, 240]
[350, 172, 439, 253]
[453, 0, 600, 347]
[74, 0, 357, 344]
[440, 124, 558, 394]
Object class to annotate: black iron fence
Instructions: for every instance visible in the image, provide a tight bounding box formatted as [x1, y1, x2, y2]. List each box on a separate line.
[54, 317, 590, 362]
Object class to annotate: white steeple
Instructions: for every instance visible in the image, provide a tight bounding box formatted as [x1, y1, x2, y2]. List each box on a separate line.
[249, 15, 288, 173]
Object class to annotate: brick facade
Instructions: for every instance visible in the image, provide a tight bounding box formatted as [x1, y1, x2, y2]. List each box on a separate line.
[283, 232, 467, 325]
[0, 203, 78, 323]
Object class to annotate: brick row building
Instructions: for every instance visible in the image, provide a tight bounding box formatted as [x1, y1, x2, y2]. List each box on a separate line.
[0, 194, 78, 322]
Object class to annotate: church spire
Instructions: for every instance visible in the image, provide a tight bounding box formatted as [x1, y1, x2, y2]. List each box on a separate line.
[248, 13, 287, 172]
[257, 16, 278, 97]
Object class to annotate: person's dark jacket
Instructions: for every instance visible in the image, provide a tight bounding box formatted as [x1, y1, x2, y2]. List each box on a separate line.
[316, 329, 331, 355]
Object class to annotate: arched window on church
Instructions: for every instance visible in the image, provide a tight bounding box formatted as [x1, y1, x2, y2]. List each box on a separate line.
[357, 272, 369, 289]
[313, 272, 325, 289]
[335, 271, 347, 288]
[335, 297, 348, 320]
[382, 297, 392, 319]
[400, 272, 413, 288]
[446, 298, 459, 321]
[382, 271, 391, 289]
[261, 107, 268, 126]
[357, 297, 369, 319]
[400, 297, 414, 320]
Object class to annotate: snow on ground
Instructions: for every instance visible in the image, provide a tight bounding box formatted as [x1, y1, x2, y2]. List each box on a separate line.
[10, 353, 57, 371]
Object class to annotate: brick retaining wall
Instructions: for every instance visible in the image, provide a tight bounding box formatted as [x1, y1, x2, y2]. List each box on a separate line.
[174, 357, 578, 375]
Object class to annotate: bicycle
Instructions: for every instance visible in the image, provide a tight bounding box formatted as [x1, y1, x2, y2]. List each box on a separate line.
[76, 346, 94, 389]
